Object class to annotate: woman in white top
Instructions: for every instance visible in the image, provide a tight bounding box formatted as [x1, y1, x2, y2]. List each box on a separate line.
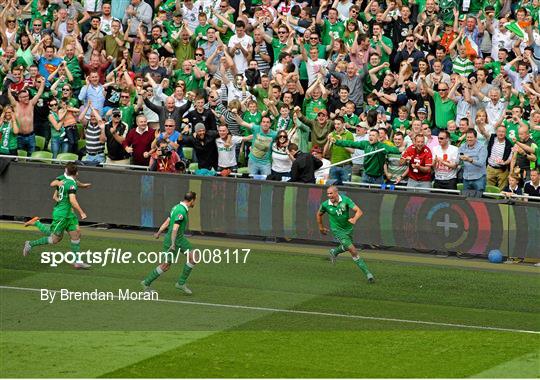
[269, 131, 293, 180]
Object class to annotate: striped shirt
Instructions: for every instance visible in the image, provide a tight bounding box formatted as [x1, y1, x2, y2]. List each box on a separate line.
[85, 123, 105, 155]
[452, 56, 474, 76]
[487, 138, 505, 167]
[254, 42, 271, 75]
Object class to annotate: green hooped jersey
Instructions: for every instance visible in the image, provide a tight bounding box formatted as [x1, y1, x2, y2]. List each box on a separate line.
[319, 195, 356, 234]
[166, 203, 189, 242]
[52, 174, 77, 218]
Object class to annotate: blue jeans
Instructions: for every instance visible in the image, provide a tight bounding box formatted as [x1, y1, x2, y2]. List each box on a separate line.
[463, 175, 486, 192]
[83, 152, 105, 164]
[329, 165, 352, 185]
[361, 172, 384, 184]
[248, 159, 271, 176]
[17, 134, 36, 156]
[51, 138, 68, 158]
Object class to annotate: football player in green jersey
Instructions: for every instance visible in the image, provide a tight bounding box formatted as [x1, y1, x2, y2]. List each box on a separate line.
[23, 163, 90, 268]
[141, 191, 198, 295]
[317, 186, 374, 283]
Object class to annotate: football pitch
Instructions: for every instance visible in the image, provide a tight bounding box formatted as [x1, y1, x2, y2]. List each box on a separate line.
[1, 221, 539, 378]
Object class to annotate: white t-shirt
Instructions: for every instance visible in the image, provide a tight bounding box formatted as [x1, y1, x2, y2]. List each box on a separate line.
[352, 133, 369, 164]
[216, 135, 243, 168]
[315, 158, 331, 179]
[228, 34, 253, 74]
[271, 144, 292, 173]
[182, 3, 200, 31]
[432, 144, 459, 181]
[306, 58, 328, 86]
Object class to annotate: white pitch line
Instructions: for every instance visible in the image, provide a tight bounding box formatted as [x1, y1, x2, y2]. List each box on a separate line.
[1, 285, 539, 335]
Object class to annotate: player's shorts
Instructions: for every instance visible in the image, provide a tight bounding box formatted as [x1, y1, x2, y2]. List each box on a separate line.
[333, 230, 354, 249]
[50, 214, 79, 236]
[162, 236, 193, 263]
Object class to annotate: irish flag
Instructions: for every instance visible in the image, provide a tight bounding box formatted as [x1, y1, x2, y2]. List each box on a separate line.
[462, 35, 479, 58]
[505, 21, 526, 39]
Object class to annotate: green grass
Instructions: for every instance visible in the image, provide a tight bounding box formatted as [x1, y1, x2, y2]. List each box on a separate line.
[0, 224, 539, 378]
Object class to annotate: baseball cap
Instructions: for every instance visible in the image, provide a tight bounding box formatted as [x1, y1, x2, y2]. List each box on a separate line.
[417, 107, 428, 114]
[317, 109, 328, 116]
[173, 10, 182, 17]
[356, 121, 368, 129]
[112, 109, 121, 116]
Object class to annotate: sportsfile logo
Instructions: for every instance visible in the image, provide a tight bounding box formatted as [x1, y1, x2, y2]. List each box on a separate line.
[40, 248, 251, 267]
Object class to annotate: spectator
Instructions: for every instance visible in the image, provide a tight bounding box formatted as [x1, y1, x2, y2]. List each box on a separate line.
[124, 114, 155, 166]
[501, 175, 523, 198]
[523, 169, 540, 200]
[179, 123, 219, 170]
[401, 134, 433, 189]
[486, 126, 512, 189]
[123, 0, 152, 37]
[459, 129, 488, 192]
[240, 116, 277, 176]
[148, 139, 182, 173]
[432, 130, 460, 189]
[268, 131, 293, 181]
[143, 93, 193, 132]
[334, 129, 400, 184]
[510, 126, 537, 182]
[215, 125, 250, 172]
[7, 79, 45, 156]
[288, 143, 324, 184]
[104, 109, 131, 166]
[324, 117, 354, 185]
[351, 122, 369, 176]
[81, 106, 106, 164]
[0, 106, 19, 156]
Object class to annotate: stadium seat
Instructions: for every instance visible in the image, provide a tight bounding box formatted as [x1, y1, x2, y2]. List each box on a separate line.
[34, 135, 46, 151]
[77, 123, 85, 138]
[237, 167, 250, 175]
[56, 153, 78, 162]
[183, 147, 193, 161]
[485, 185, 501, 194]
[188, 162, 199, 172]
[351, 175, 361, 183]
[30, 151, 53, 162]
[17, 150, 27, 157]
[78, 139, 86, 151]
[457, 183, 464, 191]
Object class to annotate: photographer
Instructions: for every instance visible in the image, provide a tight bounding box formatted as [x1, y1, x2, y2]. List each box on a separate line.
[148, 139, 183, 173]
[104, 109, 130, 166]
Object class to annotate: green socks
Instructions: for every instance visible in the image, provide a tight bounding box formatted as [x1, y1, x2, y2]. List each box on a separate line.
[353, 256, 372, 277]
[70, 240, 81, 262]
[144, 266, 164, 286]
[178, 263, 194, 285]
[35, 221, 51, 235]
[29, 236, 52, 247]
[330, 245, 347, 257]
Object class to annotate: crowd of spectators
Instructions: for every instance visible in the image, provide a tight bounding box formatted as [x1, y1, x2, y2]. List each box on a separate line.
[0, 0, 539, 198]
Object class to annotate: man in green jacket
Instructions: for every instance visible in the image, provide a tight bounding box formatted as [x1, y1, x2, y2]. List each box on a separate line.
[334, 129, 400, 184]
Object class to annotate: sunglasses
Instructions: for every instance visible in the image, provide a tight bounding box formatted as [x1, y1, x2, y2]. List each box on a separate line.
[439, 88, 449, 91]
[7, 20, 15, 23]
[406, 39, 414, 42]
[195, 53, 203, 56]
[438, 136, 447, 140]
[50, 103, 58, 106]
[165, 124, 175, 127]
[120, 95, 130, 98]
[278, 31, 287, 34]
[113, 114, 121, 117]
[278, 135, 287, 138]
[34, 24, 42, 27]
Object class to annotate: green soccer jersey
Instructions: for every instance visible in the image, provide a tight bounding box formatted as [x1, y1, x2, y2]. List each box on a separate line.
[52, 175, 77, 219]
[328, 130, 354, 164]
[392, 118, 411, 132]
[303, 97, 327, 120]
[319, 195, 356, 234]
[242, 111, 262, 136]
[322, 19, 345, 46]
[165, 203, 189, 244]
[343, 113, 359, 127]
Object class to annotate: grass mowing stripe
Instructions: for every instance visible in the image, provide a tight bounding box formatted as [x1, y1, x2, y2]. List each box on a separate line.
[469, 350, 540, 378]
[2, 285, 539, 335]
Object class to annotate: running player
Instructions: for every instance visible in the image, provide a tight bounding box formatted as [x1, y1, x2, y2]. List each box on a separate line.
[317, 186, 374, 283]
[23, 163, 90, 269]
[141, 191, 198, 295]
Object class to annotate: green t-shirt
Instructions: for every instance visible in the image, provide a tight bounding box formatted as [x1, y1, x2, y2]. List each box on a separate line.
[271, 37, 287, 60]
[328, 129, 354, 164]
[52, 175, 77, 219]
[218, 14, 235, 44]
[248, 125, 277, 164]
[483, 61, 503, 77]
[119, 104, 136, 129]
[165, 203, 189, 243]
[343, 113, 359, 128]
[303, 97, 327, 120]
[392, 118, 411, 132]
[319, 195, 356, 234]
[449, 130, 462, 146]
[335, 140, 399, 176]
[194, 24, 211, 46]
[163, 20, 183, 36]
[49, 111, 65, 139]
[251, 87, 269, 112]
[433, 92, 456, 130]
[322, 19, 345, 46]
[174, 69, 199, 92]
[63, 56, 83, 90]
[370, 36, 393, 63]
[503, 119, 525, 143]
[242, 111, 262, 136]
[0, 121, 18, 153]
